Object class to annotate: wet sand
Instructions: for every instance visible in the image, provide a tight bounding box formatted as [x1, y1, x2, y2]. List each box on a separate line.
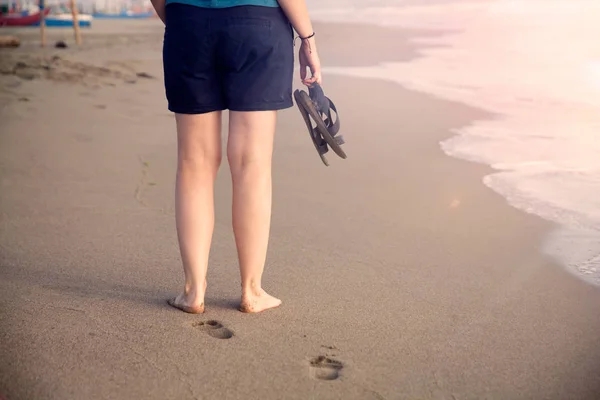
[2, 19, 600, 400]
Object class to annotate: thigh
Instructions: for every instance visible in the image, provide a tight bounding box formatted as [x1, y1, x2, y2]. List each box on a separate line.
[163, 4, 224, 114]
[176, 112, 223, 166]
[227, 111, 277, 165]
[217, 7, 294, 112]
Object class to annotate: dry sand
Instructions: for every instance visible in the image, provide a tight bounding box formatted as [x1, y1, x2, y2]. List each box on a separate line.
[2, 19, 600, 400]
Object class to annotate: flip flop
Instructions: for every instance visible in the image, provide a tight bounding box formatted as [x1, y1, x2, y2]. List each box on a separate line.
[167, 298, 205, 314]
[294, 83, 346, 166]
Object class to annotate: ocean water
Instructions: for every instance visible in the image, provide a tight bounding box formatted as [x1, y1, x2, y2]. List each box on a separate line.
[308, 0, 600, 285]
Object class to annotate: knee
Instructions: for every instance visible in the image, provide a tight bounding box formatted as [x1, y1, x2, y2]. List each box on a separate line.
[226, 147, 265, 177]
[178, 149, 222, 176]
[226, 147, 245, 173]
[226, 111, 276, 176]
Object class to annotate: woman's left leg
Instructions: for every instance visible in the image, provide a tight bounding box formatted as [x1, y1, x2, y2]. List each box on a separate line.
[169, 111, 222, 314]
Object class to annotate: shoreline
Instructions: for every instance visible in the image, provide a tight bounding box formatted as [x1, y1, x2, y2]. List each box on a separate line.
[324, 63, 600, 289]
[310, 5, 600, 288]
[322, 60, 600, 289]
[2, 19, 600, 400]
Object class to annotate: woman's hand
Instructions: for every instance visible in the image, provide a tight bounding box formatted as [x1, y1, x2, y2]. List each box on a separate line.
[276, 0, 320, 85]
[299, 38, 322, 86]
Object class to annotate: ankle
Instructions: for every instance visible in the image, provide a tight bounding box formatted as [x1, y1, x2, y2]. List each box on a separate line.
[184, 279, 207, 297]
[241, 281, 263, 298]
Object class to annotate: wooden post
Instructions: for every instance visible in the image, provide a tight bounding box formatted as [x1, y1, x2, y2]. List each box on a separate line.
[69, 0, 82, 45]
[39, 0, 46, 47]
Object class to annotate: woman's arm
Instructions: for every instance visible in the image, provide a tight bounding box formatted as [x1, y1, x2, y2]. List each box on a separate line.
[277, 0, 322, 85]
[151, 0, 166, 24]
[277, 0, 313, 38]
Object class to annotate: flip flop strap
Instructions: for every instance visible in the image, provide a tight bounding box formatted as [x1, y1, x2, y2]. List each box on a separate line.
[308, 84, 344, 145]
[321, 99, 343, 147]
[313, 128, 329, 152]
[324, 99, 340, 136]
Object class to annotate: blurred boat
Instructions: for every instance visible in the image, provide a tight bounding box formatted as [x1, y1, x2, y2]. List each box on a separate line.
[35, 13, 93, 27]
[92, 10, 152, 19]
[0, 8, 50, 26]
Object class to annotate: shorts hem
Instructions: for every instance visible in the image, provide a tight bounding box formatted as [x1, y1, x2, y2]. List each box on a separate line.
[167, 101, 293, 114]
[228, 101, 293, 112]
[168, 105, 226, 114]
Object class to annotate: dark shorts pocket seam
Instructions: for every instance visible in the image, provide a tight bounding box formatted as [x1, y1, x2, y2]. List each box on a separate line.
[226, 18, 271, 28]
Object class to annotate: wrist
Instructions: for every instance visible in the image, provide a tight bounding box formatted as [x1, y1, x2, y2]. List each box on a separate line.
[295, 31, 316, 49]
[298, 31, 315, 40]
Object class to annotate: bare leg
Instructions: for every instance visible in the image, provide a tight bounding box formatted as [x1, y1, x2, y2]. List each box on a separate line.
[169, 112, 222, 314]
[227, 110, 282, 313]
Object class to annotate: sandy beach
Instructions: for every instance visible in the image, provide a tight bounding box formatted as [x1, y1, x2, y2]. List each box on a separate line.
[2, 19, 600, 400]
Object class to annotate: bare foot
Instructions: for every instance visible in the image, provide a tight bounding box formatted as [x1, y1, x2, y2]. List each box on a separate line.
[167, 282, 206, 314]
[239, 289, 282, 313]
[167, 297, 204, 314]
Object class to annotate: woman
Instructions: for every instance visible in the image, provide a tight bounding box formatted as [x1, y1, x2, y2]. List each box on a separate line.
[150, 0, 322, 313]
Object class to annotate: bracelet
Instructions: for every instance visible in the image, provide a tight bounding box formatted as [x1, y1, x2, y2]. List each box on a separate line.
[299, 32, 315, 40]
[293, 32, 315, 49]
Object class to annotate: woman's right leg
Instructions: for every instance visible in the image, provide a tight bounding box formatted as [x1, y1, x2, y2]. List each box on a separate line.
[227, 110, 282, 313]
[170, 112, 222, 313]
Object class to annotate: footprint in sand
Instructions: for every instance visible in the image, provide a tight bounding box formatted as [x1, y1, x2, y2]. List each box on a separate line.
[192, 320, 234, 340]
[309, 356, 344, 381]
[136, 72, 154, 79]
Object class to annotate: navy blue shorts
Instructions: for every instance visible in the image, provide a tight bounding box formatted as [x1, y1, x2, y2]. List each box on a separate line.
[162, 4, 295, 114]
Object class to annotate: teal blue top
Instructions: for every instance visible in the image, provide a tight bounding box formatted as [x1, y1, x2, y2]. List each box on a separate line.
[166, 0, 279, 7]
